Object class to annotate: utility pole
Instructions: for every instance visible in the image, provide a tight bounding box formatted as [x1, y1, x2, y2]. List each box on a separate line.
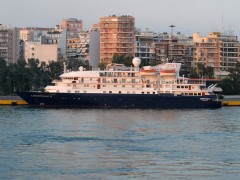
[169, 25, 176, 62]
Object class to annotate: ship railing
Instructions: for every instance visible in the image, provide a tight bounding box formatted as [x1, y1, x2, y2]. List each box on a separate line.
[52, 80, 62, 83]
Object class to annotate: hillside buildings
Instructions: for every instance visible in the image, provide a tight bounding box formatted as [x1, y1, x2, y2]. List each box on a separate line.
[1, 15, 240, 79]
[99, 15, 135, 64]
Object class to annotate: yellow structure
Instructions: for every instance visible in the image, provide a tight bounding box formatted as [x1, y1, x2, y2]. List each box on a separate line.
[99, 15, 135, 64]
[0, 100, 28, 105]
[222, 101, 240, 106]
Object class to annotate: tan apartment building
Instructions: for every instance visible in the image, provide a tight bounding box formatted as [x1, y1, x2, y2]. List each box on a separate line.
[25, 42, 59, 63]
[193, 32, 239, 78]
[99, 15, 135, 64]
[193, 32, 220, 69]
[62, 18, 82, 38]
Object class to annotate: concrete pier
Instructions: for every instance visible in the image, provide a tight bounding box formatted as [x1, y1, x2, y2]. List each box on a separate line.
[221, 95, 240, 106]
[0, 96, 27, 105]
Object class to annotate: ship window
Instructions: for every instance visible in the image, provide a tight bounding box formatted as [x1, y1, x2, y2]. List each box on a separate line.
[114, 85, 117, 87]
[109, 91, 112, 93]
[198, 93, 201, 95]
[122, 85, 125, 87]
[153, 92, 155, 94]
[132, 91, 135, 94]
[119, 91, 121, 94]
[190, 93, 193, 95]
[147, 92, 150, 94]
[68, 90, 71, 93]
[185, 86, 188, 88]
[57, 90, 59, 93]
[103, 91, 106, 93]
[90, 78, 92, 81]
[177, 86, 180, 88]
[103, 85, 106, 87]
[194, 93, 197, 96]
[132, 85, 135, 88]
[142, 92, 144, 94]
[127, 91, 130, 94]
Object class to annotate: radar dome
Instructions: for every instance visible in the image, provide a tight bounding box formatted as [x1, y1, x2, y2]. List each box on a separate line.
[79, 66, 84, 71]
[132, 57, 141, 67]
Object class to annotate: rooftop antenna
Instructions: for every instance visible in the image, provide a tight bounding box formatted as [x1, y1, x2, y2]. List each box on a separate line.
[222, 10, 224, 35]
[169, 25, 176, 36]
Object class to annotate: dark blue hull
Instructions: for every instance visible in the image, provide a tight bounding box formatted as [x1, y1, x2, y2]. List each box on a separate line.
[17, 92, 222, 109]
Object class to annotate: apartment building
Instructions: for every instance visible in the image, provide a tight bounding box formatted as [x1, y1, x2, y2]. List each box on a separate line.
[134, 30, 155, 65]
[20, 27, 54, 42]
[25, 42, 59, 63]
[62, 18, 82, 38]
[89, 24, 100, 68]
[154, 38, 186, 63]
[219, 34, 239, 70]
[66, 31, 90, 62]
[0, 26, 19, 64]
[193, 32, 239, 78]
[99, 15, 135, 64]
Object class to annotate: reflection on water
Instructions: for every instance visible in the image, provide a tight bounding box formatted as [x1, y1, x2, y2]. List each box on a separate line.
[0, 107, 240, 179]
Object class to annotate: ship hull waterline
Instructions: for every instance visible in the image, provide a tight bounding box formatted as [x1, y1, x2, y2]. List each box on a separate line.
[17, 92, 222, 109]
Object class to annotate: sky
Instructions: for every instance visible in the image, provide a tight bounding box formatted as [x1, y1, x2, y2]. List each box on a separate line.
[1, 0, 240, 36]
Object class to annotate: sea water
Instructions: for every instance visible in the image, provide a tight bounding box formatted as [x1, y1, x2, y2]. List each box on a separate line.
[0, 106, 240, 179]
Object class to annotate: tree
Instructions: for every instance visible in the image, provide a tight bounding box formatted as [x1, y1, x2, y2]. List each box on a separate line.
[0, 58, 7, 94]
[48, 61, 63, 80]
[98, 62, 107, 70]
[112, 54, 133, 67]
[189, 63, 214, 78]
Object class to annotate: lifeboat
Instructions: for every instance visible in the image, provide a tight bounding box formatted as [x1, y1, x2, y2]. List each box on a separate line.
[140, 68, 156, 76]
[160, 68, 176, 76]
